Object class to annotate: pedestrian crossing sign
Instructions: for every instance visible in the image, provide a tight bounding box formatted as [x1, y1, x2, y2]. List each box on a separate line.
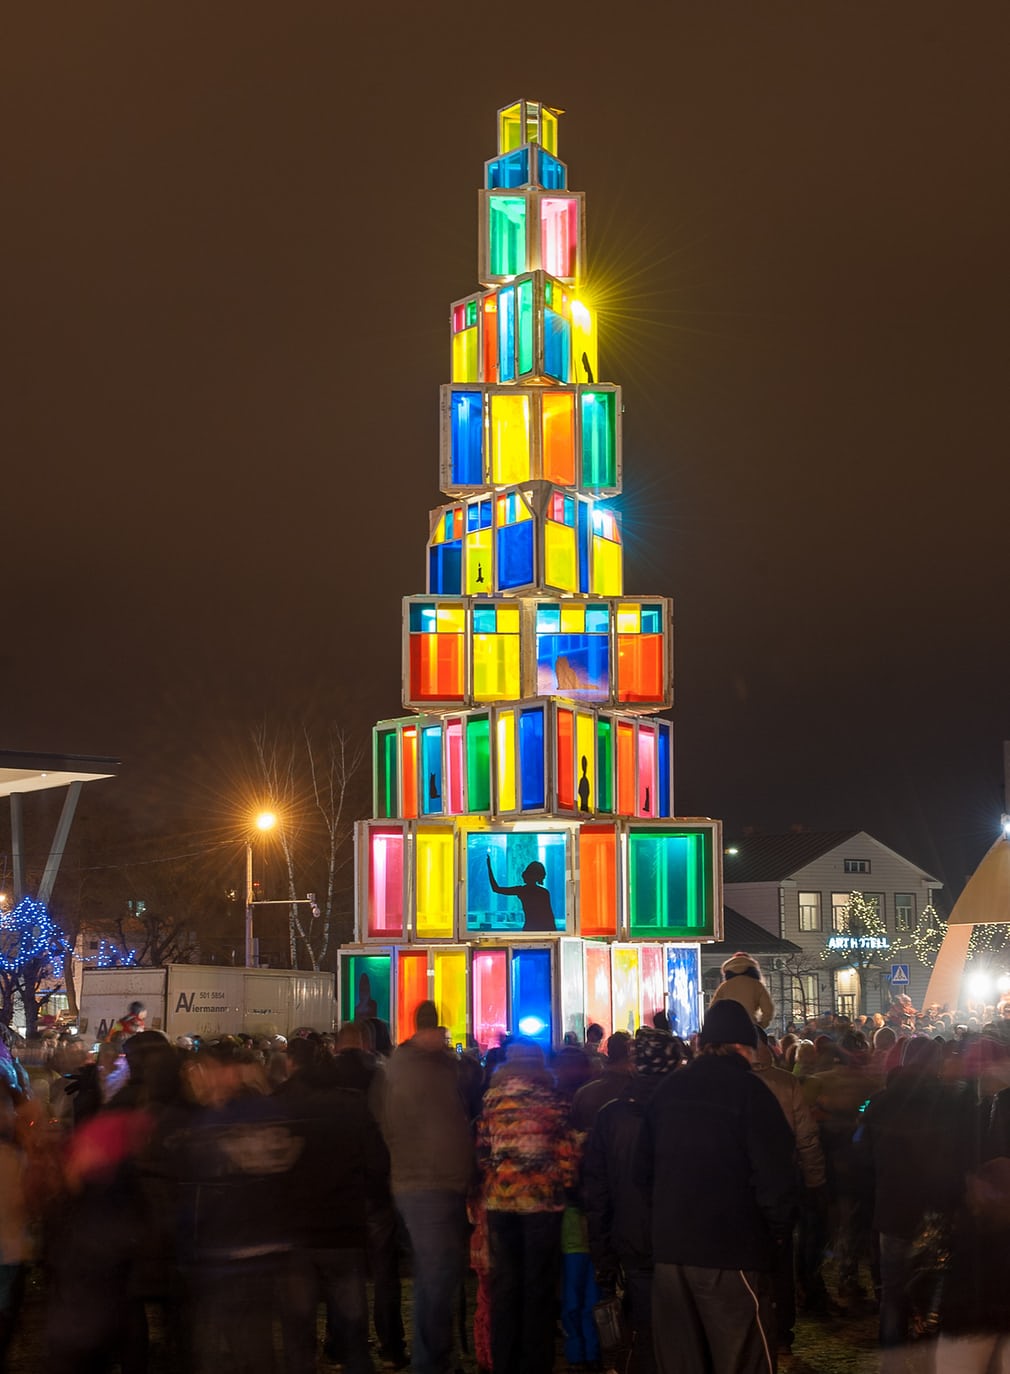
[890, 964, 910, 985]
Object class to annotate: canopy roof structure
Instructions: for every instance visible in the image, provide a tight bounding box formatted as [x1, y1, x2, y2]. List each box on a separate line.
[0, 750, 118, 797]
[0, 750, 120, 906]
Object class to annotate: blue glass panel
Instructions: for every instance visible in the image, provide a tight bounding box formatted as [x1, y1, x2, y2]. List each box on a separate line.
[473, 605, 497, 634]
[666, 946, 701, 1037]
[657, 723, 671, 817]
[537, 149, 567, 190]
[641, 604, 663, 634]
[518, 707, 546, 809]
[564, 496, 575, 526]
[585, 603, 609, 634]
[480, 498, 493, 528]
[486, 148, 530, 189]
[497, 521, 534, 589]
[409, 602, 436, 633]
[429, 543, 462, 595]
[450, 391, 483, 486]
[466, 831, 566, 941]
[498, 286, 516, 383]
[466, 503, 482, 533]
[577, 500, 589, 594]
[535, 633, 610, 700]
[543, 308, 570, 382]
[421, 726, 444, 815]
[536, 603, 561, 633]
[512, 947, 554, 1047]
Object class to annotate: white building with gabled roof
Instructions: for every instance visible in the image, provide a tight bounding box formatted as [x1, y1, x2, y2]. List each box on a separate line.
[721, 830, 941, 1021]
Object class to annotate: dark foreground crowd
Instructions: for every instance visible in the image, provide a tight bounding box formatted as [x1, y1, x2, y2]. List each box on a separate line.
[2, 989, 1010, 1374]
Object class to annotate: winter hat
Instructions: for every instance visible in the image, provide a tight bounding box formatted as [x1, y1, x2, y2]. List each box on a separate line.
[634, 1026, 682, 1075]
[414, 1000, 440, 1031]
[505, 1038, 545, 1069]
[720, 952, 762, 982]
[699, 1000, 758, 1049]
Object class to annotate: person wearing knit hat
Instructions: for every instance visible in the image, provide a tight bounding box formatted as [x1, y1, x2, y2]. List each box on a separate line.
[638, 997, 795, 1373]
[582, 1025, 685, 1374]
[708, 951, 775, 1027]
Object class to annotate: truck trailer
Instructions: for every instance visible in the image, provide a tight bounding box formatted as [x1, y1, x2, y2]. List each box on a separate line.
[78, 964, 336, 1042]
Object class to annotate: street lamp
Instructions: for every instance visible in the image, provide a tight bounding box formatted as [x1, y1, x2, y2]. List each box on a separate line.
[245, 811, 277, 966]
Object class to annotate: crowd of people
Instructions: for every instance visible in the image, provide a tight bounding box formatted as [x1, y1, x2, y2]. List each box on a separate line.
[1, 954, 1010, 1374]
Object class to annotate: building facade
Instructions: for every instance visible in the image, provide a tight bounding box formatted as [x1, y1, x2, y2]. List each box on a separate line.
[722, 830, 941, 1023]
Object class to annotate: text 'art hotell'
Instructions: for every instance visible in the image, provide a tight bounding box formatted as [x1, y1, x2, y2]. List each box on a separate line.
[340, 101, 724, 1049]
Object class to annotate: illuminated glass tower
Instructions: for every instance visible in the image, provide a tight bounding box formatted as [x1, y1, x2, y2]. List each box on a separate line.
[343, 102, 723, 1049]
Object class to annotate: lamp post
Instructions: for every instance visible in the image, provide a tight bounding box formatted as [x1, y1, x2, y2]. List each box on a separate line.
[245, 811, 277, 967]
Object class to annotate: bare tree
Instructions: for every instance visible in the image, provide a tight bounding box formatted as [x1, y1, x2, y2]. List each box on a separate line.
[251, 721, 366, 970]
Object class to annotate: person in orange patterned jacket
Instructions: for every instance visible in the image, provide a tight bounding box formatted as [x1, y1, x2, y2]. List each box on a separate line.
[476, 1038, 579, 1374]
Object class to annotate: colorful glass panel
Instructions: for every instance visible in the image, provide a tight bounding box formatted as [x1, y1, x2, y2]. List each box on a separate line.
[450, 390, 484, 486]
[628, 829, 715, 940]
[579, 825, 617, 937]
[489, 196, 527, 276]
[496, 710, 517, 812]
[540, 198, 578, 278]
[541, 392, 576, 485]
[367, 827, 404, 937]
[465, 715, 492, 812]
[581, 390, 616, 488]
[585, 941, 612, 1037]
[612, 945, 641, 1034]
[490, 393, 531, 484]
[415, 826, 455, 939]
[433, 950, 467, 1047]
[402, 726, 418, 820]
[472, 948, 509, 1053]
[511, 946, 553, 1046]
[518, 706, 545, 810]
[396, 950, 428, 1045]
[556, 708, 574, 810]
[421, 725, 443, 816]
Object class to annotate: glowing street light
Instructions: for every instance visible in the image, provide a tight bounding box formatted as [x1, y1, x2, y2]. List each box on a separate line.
[246, 810, 278, 967]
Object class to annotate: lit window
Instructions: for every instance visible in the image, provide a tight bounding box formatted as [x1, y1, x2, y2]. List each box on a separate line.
[798, 892, 821, 932]
[895, 893, 915, 932]
[831, 893, 850, 931]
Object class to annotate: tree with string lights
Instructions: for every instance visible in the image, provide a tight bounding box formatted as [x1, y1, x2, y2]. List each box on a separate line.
[0, 896, 70, 1035]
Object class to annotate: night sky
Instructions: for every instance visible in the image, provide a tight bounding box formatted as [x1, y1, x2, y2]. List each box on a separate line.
[4, 3, 1008, 906]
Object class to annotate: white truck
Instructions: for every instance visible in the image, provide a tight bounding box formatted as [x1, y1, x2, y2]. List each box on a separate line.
[78, 964, 336, 1042]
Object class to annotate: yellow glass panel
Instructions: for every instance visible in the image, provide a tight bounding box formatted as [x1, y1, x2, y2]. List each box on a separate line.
[416, 827, 455, 939]
[616, 602, 640, 634]
[491, 394, 532, 485]
[560, 603, 585, 634]
[545, 522, 577, 592]
[576, 711, 595, 811]
[497, 711, 517, 811]
[591, 535, 623, 595]
[571, 300, 598, 385]
[473, 634, 520, 701]
[465, 530, 493, 593]
[496, 604, 520, 633]
[433, 950, 468, 1045]
[499, 103, 523, 153]
[541, 108, 559, 156]
[612, 946, 641, 1032]
[452, 328, 479, 383]
[436, 605, 466, 633]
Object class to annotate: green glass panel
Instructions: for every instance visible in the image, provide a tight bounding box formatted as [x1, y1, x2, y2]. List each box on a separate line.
[596, 719, 613, 813]
[580, 391, 616, 488]
[489, 197, 527, 277]
[466, 714, 492, 811]
[517, 278, 534, 375]
[341, 954, 392, 1023]
[377, 730, 398, 817]
[627, 830, 714, 939]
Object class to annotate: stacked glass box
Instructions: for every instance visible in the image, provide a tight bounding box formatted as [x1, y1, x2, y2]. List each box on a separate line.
[345, 101, 723, 1050]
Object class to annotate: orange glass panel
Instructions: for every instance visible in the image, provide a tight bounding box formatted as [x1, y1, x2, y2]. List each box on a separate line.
[396, 951, 429, 1047]
[557, 708, 574, 810]
[542, 392, 576, 485]
[617, 636, 664, 703]
[585, 942, 613, 1038]
[579, 825, 617, 937]
[410, 634, 464, 702]
[616, 722, 635, 815]
[402, 727, 418, 819]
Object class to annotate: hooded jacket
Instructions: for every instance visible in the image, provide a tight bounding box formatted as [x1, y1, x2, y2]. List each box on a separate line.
[708, 952, 775, 1027]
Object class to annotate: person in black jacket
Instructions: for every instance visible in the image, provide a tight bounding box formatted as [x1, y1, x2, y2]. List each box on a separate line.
[636, 1001, 795, 1374]
[584, 1026, 683, 1374]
